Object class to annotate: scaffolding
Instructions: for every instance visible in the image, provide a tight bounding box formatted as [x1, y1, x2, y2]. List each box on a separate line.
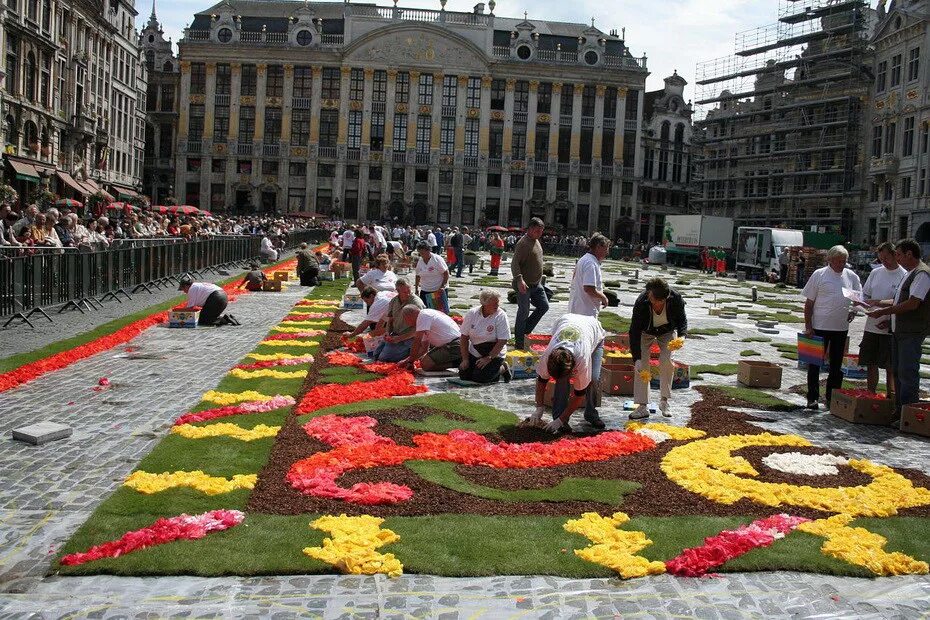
[691, 0, 874, 236]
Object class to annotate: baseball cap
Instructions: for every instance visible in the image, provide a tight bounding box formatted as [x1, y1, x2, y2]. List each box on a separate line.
[178, 274, 194, 290]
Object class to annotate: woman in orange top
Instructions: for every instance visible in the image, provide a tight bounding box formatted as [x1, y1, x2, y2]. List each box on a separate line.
[489, 233, 505, 276]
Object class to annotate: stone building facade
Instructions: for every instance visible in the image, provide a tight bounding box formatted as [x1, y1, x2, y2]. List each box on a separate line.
[864, 0, 930, 253]
[1, 0, 147, 203]
[174, 0, 649, 238]
[637, 71, 692, 244]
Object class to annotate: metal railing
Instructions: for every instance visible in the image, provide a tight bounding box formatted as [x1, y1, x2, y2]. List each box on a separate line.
[0, 229, 329, 322]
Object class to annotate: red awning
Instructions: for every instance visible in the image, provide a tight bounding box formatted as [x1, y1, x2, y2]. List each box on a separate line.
[81, 179, 115, 201]
[57, 171, 88, 196]
[7, 159, 40, 183]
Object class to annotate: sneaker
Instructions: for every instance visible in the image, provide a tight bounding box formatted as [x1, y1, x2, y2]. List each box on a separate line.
[659, 398, 671, 417]
[628, 405, 650, 420]
[805, 402, 819, 411]
[228, 314, 241, 326]
[587, 417, 606, 430]
[501, 362, 512, 383]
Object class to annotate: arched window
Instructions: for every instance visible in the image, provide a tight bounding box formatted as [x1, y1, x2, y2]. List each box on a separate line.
[25, 52, 37, 102]
[674, 123, 685, 148]
[660, 121, 670, 143]
[40, 53, 51, 106]
[163, 60, 173, 72]
[24, 121, 39, 150]
[42, 0, 51, 32]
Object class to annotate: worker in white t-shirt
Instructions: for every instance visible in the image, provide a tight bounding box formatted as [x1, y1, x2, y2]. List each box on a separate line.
[398, 306, 462, 371]
[854, 242, 906, 396]
[341, 226, 356, 261]
[413, 242, 450, 313]
[356, 254, 398, 293]
[802, 245, 862, 410]
[528, 313, 606, 434]
[178, 274, 238, 326]
[568, 233, 611, 316]
[347, 288, 397, 339]
[459, 290, 512, 384]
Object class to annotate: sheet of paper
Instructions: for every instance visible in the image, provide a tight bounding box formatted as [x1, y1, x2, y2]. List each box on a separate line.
[842, 287, 862, 303]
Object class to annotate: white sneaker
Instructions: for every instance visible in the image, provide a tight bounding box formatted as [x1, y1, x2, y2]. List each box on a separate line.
[628, 405, 650, 420]
[660, 398, 671, 417]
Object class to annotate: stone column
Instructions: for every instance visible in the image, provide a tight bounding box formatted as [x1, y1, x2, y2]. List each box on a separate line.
[306, 66, 323, 207]
[591, 84, 606, 233]
[203, 62, 217, 140]
[525, 80, 538, 160]
[382, 69, 397, 199]
[570, 84, 583, 161]
[254, 64, 267, 142]
[335, 66, 351, 213]
[476, 75, 492, 223]
[281, 64, 294, 145]
[502, 78, 515, 156]
[547, 82, 561, 204]
[361, 68, 374, 147]
[177, 60, 191, 138]
[228, 63, 242, 142]
[404, 70, 420, 204]
[632, 88, 645, 243]
[452, 75, 468, 224]
[612, 87, 628, 215]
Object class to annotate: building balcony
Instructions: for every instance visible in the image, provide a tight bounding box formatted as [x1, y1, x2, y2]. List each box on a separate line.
[392, 151, 407, 163]
[869, 155, 899, 176]
[69, 113, 96, 139]
[415, 152, 430, 165]
[236, 143, 254, 156]
[293, 97, 312, 110]
[464, 155, 479, 168]
[624, 119, 639, 132]
[319, 146, 337, 159]
[187, 140, 203, 154]
[347, 148, 361, 161]
[262, 142, 280, 157]
[488, 158, 502, 172]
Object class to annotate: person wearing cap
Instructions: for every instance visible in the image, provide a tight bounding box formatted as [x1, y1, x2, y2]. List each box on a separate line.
[237, 262, 267, 292]
[179, 275, 237, 326]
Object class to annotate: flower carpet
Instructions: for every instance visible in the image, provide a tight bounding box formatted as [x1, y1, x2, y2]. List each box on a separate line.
[56, 279, 930, 580]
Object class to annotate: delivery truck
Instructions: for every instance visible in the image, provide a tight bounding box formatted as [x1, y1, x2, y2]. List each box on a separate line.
[736, 227, 804, 274]
[662, 215, 734, 267]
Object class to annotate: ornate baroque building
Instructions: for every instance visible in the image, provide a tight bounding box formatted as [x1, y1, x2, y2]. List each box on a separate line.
[174, 0, 650, 237]
[864, 0, 930, 251]
[637, 71, 693, 243]
[1, 0, 147, 203]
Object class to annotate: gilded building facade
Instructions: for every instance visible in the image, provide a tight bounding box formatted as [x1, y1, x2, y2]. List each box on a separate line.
[175, 0, 649, 237]
[1, 0, 147, 202]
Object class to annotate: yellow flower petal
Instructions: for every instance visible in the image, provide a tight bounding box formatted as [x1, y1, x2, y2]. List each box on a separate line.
[564, 512, 667, 579]
[171, 423, 281, 441]
[124, 470, 256, 495]
[201, 390, 279, 405]
[304, 514, 403, 577]
[227, 368, 308, 380]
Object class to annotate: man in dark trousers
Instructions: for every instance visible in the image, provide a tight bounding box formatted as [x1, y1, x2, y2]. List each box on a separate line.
[450, 227, 465, 278]
[296, 242, 320, 286]
[178, 274, 238, 326]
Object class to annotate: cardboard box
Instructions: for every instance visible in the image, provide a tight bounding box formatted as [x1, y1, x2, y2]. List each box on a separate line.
[901, 403, 930, 437]
[842, 354, 867, 379]
[543, 379, 602, 408]
[649, 361, 690, 390]
[830, 390, 895, 425]
[273, 271, 290, 282]
[605, 334, 630, 350]
[168, 308, 199, 328]
[343, 293, 365, 310]
[601, 363, 636, 396]
[737, 360, 783, 389]
[505, 350, 539, 379]
[262, 280, 282, 292]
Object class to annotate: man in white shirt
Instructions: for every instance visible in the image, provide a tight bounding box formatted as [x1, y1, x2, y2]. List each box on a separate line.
[865, 238, 930, 422]
[413, 242, 450, 313]
[347, 288, 397, 338]
[802, 245, 862, 409]
[260, 235, 277, 262]
[528, 313, 606, 433]
[178, 274, 237, 326]
[398, 306, 462, 371]
[568, 233, 610, 317]
[341, 226, 356, 261]
[459, 290, 512, 384]
[426, 229, 437, 253]
[856, 242, 906, 396]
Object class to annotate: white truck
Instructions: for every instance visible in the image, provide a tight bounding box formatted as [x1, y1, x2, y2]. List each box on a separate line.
[736, 227, 804, 274]
[662, 215, 734, 267]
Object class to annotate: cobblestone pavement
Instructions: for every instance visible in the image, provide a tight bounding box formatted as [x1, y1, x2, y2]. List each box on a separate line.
[1, 255, 929, 618]
[0, 260, 261, 358]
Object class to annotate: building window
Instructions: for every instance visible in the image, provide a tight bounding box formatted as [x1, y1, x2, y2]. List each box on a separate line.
[466, 76, 481, 108]
[511, 174, 524, 189]
[901, 176, 912, 199]
[487, 173, 501, 187]
[161, 84, 175, 111]
[296, 29, 313, 46]
[886, 122, 896, 154]
[264, 107, 282, 141]
[919, 168, 926, 196]
[512, 123, 527, 159]
[557, 128, 571, 163]
[514, 81, 529, 113]
[490, 79, 505, 110]
[214, 105, 230, 139]
[907, 47, 920, 82]
[602, 130, 614, 163]
[438, 195, 451, 224]
[5, 36, 19, 94]
[393, 114, 407, 150]
[418, 73, 433, 106]
[347, 111, 362, 148]
[603, 87, 617, 119]
[464, 118, 479, 157]
[489, 120, 504, 158]
[600, 179, 613, 195]
[189, 104, 205, 141]
[369, 166, 382, 181]
[578, 178, 591, 193]
[890, 54, 902, 86]
[922, 123, 930, 154]
[884, 180, 893, 200]
[371, 112, 385, 151]
[24, 52, 36, 101]
[461, 196, 476, 225]
[262, 161, 279, 176]
[416, 116, 431, 154]
[396, 71, 410, 103]
[190, 62, 206, 94]
[350, 68, 364, 101]
[440, 118, 455, 156]
[290, 162, 306, 176]
[581, 85, 596, 116]
[373, 70, 387, 102]
[318, 164, 335, 178]
[464, 171, 477, 186]
[391, 168, 405, 190]
[40, 53, 50, 106]
[904, 117, 915, 156]
[292, 109, 311, 145]
[321, 68, 340, 100]
[536, 82, 552, 114]
[441, 75, 457, 109]
[876, 61, 887, 92]
[415, 168, 428, 183]
[535, 125, 549, 160]
[215, 63, 231, 95]
[319, 109, 338, 147]
[560, 84, 574, 116]
[266, 65, 284, 98]
[872, 125, 883, 157]
[241, 64, 257, 96]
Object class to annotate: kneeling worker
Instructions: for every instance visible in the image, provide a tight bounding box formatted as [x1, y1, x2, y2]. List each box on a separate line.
[178, 274, 238, 326]
[398, 305, 462, 371]
[528, 313, 606, 433]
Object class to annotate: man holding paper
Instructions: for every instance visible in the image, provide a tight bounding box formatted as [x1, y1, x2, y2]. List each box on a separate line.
[802, 245, 862, 410]
[855, 243, 906, 397]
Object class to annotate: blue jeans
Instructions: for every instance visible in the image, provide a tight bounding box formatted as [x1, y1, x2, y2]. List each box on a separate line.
[892, 333, 925, 415]
[552, 340, 604, 423]
[514, 283, 549, 348]
[374, 339, 413, 362]
[453, 247, 464, 277]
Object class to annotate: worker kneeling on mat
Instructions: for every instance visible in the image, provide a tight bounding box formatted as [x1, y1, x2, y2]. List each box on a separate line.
[178, 274, 239, 326]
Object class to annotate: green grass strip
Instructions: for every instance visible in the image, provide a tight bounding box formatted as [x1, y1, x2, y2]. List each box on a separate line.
[740, 350, 761, 357]
[406, 461, 639, 504]
[689, 327, 735, 337]
[689, 363, 740, 379]
[740, 336, 772, 343]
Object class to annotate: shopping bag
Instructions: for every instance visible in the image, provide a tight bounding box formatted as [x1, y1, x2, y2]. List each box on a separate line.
[797, 333, 825, 366]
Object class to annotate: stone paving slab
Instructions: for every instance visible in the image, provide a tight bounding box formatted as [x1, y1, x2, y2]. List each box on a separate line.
[1, 256, 929, 618]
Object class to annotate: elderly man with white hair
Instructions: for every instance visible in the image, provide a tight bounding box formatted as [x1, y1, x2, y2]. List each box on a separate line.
[458, 289, 512, 383]
[802, 244, 862, 410]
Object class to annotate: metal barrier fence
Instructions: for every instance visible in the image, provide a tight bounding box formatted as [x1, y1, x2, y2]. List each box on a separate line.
[0, 228, 330, 324]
